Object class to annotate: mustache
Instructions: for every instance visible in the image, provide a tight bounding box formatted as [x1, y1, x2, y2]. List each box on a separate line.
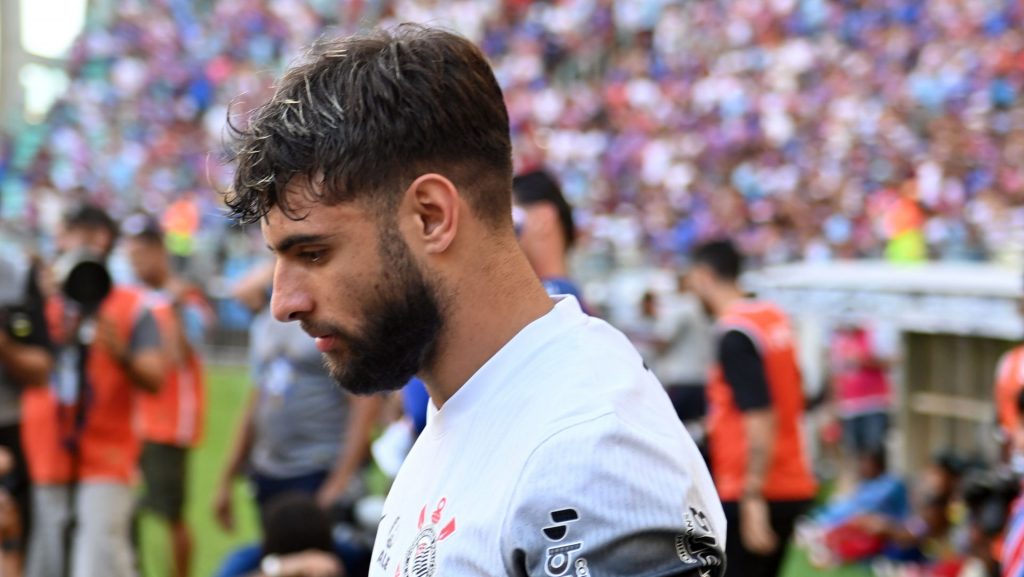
[300, 320, 354, 342]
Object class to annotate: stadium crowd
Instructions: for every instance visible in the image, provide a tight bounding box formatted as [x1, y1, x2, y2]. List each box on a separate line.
[2, 0, 1024, 278]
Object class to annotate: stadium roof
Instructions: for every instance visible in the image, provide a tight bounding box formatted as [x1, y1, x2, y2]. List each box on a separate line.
[745, 261, 1022, 339]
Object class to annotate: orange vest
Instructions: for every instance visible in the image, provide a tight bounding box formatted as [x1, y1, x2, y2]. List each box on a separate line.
[22, 287, 152, 485]
[136, 291, 205, 447]
[706, 301, 818, 502]
[996, 345, 1024, 436]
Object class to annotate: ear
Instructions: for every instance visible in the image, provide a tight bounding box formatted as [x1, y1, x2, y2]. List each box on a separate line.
[404, 173, 460, 254]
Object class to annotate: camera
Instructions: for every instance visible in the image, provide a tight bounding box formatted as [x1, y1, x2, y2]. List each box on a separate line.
[0, 249, 112, 342]
[52, 250, 113, 315]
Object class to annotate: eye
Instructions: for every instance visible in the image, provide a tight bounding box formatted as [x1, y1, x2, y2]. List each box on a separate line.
[299, 250, 325, 263]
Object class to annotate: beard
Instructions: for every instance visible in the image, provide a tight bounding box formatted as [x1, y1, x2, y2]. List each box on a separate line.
[304, 227, 446, 395]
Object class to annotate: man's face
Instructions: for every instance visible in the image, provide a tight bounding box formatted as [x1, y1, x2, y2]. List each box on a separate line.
[61, 226, 114, 258]
[125, 238, 166, 287]
[685, 265, 716, 317]
[262, 191, 445, 395]
[513, 201, 559, 262]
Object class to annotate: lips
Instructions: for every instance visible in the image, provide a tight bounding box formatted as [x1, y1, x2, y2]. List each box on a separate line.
[314, 335, 338, 353]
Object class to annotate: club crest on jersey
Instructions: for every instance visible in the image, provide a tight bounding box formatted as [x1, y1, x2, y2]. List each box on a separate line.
[399, 498, 456, 577]
[542, 508, 588, 577]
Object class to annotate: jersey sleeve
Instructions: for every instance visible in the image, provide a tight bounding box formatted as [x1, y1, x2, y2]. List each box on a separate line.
[500, 414, 726, 577]
[129, 309, 163, 354]
[718, 330, 772, 412]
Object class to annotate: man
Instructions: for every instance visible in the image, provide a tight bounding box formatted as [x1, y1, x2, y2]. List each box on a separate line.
[0, 249, 54, 573]
[995, 289, 1024, 459]
[1003, 388, 1024, 577]
[123, 213, 210, 577]
[512, 168, 585, 301]
[829, 323, 892, 456]
[688, 239, 817, 577]
[636, 275, 714, 458]
[0, 446, 23, 576]
[211, 263, 380, 577]
[22, 205, 165, 577]
[227, 25, 725, 577]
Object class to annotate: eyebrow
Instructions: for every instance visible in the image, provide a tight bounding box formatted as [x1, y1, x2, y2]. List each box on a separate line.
[267, 233, 336, 254]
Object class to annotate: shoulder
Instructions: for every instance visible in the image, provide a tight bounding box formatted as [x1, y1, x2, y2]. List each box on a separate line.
[523, 316, 674, 425]
[515, 317, 695, 466]
[522, 410, 692, 476]
[718, 329, 758, 357]
[100, 285, 148, 317]
[997, 346, 1024, 382]
[510, 408, 716, 511]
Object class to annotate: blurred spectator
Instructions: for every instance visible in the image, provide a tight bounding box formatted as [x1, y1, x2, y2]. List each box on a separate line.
[401, 378, 429, 438]
[830, 323, 893, 455]
[22, 204, 165, 577]
[628, 277, 713, 458]
[122, 213, 213, 577]
[0, 446, 24, 577]
[1002, 390, 1024, 577]
[689, 239, 817, 577]
[817, 449, 910, 530]
[257, 492, 350, 577]
[212, 265, 380, 577]
[0, 249, 54, 572]
[872, 453, 970, 571]
[996, 291, 1024, 463]
[369, 379, 430, 483]
[961, 468, 1020, 577]
[798, 448, 910, 568]
[512, 168, 584, 301]
[6, 0, 1024, 271]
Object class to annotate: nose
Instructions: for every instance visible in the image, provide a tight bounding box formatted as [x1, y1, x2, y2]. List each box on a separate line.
[269, 263, 313, 323]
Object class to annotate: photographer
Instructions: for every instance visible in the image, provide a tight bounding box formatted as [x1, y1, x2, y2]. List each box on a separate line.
[123, 213, 212, 577]
[0, 249, 54, 575]
[22, 204, 165, 577]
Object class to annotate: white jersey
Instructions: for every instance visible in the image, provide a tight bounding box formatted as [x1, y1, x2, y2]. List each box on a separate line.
[370, 297, 726, 577]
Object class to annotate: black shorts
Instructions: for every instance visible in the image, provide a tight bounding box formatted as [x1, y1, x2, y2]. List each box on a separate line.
[139, 442, 188, 521]
[722, 498, 813, 577]
[664, 383, 707, 422]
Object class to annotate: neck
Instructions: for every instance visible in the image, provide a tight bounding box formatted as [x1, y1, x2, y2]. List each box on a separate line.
[710, 284, 745, 318]
[146, 271, 171, 290]
[421, 242, 554, 406]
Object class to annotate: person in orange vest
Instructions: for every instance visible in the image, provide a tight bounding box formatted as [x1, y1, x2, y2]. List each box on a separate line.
[122, 213, 211, 577]
[688, 239, 818, 577]
[22, 204, 166, 577]
[996, 291, 1024, 467]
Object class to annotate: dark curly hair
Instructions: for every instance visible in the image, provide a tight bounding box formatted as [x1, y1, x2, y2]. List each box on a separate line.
[226, 24, 513, 226]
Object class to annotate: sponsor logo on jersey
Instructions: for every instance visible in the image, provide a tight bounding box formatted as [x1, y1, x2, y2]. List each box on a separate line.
[543, 508, 587, 577]
[675, 506, 722, 577]
[375, 515, 402, 573]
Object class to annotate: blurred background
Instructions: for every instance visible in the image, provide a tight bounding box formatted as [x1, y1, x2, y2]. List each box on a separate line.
[1, 1, 1024, 576]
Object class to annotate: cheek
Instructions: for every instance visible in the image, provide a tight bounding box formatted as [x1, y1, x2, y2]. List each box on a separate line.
[128, 251, 144, 269]
[319, 258, 384, 319]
